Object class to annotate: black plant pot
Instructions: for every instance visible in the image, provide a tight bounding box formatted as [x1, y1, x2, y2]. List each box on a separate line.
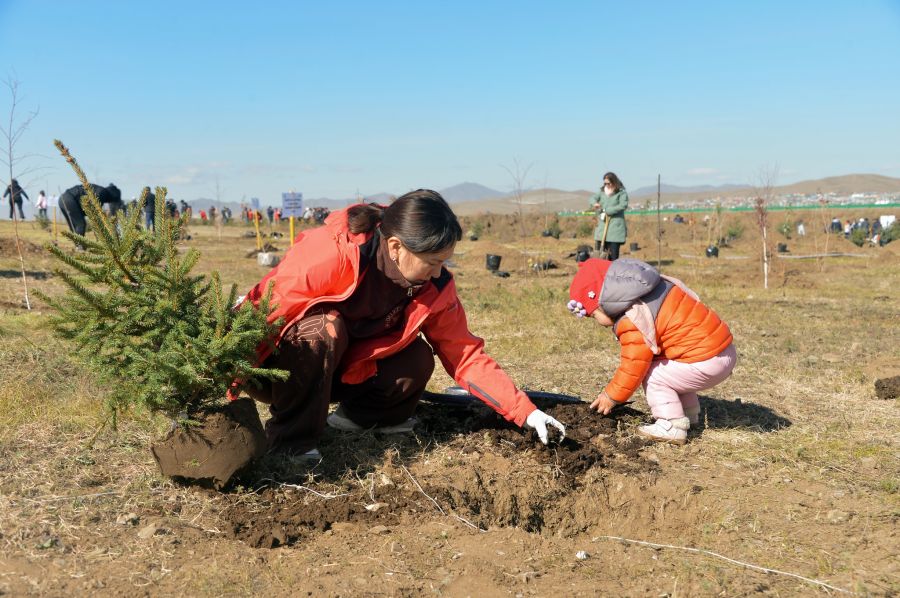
[705, 245, 719, 258]
[486, 254, 502, 271]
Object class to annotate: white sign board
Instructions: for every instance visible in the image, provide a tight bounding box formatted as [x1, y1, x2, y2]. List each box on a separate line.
[281, 192, 304, 218]
[250, 197, 261, 210]
[47, 195, 59, 209]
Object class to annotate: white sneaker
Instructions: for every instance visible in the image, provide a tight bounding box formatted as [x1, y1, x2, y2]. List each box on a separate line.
[327, 406, 417, 434]
[326, 406, 365, 432]
[277, 448, 321, 465]
[684, 406, 700, 426]
[298, 448, 322, 462]
[637, 418, 688, 445]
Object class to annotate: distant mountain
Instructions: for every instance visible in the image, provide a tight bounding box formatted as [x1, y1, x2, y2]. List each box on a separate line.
[628, 173, 900, 202]
[363, 192, 394, 204]
[778, 173, 900, 196]
[452, 188, 592, 216]
[629, 183, 746, 197]
[451, 173, 900, 215]
[172, 174, 900, 219]
[439, 182, 507, 203]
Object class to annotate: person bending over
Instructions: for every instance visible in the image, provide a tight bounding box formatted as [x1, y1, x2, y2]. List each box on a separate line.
[58, 183, 123, 235]
[567, 258, 736, 444]
[239, 189, 566, 461]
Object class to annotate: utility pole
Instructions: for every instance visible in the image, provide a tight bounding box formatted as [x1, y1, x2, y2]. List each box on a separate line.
[656, 174, 662, 269]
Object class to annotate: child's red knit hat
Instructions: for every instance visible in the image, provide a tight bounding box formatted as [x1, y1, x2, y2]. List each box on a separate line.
[568, 258, 612, 317]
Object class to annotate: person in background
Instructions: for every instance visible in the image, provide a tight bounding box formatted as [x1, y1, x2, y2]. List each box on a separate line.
[266, 205, 275, 224]
[238, 189, 566, 461]
[589, 172, 629, 260]
[567, 258, 736, 445]
[142, 186, 156, 231]
[58, 183, 123, 235]
[36, 190, 48, 220]
[166, 198, 178, 218]
[796, 220, 806, 237]
[4, 179, 29, 220]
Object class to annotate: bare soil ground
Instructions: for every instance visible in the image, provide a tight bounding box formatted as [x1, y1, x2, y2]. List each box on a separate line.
[0, 210, 897, 596]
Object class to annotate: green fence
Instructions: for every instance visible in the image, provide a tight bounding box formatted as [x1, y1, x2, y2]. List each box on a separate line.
[559, 203, 900, 217]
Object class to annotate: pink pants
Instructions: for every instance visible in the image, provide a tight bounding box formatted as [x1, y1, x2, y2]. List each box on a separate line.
[642, 344, 737, 420]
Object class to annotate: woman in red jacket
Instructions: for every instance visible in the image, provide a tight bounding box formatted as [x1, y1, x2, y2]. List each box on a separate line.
[242, 189, 564, 460]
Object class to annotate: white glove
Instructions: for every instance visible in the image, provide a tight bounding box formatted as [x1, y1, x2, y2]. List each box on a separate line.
[599, 211, 607, 221]
[525, 409, 566, 445]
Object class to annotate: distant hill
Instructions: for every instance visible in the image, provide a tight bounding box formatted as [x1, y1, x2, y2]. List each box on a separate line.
[438, 182, 507, 203]
[173, 173, 900, 219]
[629, 183, 746, 197]
[452, 188, 593, 216]
[363, 193, 394, 204]
[777, 174, 900, 196]
[452, 174, 900, 215]
[628, 173, 900, 204]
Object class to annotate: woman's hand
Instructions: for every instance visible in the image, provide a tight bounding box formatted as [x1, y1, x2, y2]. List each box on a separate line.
[525, 409, 566, 445]
[590, 391, 619, 415]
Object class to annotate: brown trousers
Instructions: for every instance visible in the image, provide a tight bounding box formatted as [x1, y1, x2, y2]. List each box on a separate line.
[248, 310, 435, 455]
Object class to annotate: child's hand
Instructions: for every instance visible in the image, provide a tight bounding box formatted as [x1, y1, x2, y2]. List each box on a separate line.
[590, 391, 619, 415]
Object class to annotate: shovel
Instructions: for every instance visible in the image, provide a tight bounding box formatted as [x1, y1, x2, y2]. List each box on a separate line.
[422, 386, 582, 409]
[421, 386, 635, 413]
[597, 213, 611, 260]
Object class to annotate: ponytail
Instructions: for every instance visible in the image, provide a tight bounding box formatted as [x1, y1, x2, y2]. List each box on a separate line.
[347, 203, 385, 234]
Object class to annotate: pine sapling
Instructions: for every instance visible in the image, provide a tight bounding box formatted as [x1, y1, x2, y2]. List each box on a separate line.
[38, 141, 287, 426]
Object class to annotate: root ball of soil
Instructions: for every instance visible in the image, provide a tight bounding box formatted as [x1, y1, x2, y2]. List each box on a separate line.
[151, 398, 267, 489]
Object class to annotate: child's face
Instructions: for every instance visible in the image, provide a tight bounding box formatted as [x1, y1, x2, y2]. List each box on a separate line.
[591, 308, 614, 327]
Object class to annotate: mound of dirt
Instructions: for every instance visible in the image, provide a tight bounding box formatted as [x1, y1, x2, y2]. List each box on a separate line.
[151, 398, 267, 489]
[221, 401, 655, 548]
[874, 376, 900, 400]
[0, 237, 46, 257]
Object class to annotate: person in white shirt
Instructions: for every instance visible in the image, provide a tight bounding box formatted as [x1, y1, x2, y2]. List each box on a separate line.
[36, 190, 48, 219]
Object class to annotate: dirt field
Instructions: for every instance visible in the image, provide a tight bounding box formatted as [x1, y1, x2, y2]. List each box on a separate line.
[0, 208, 897, 596]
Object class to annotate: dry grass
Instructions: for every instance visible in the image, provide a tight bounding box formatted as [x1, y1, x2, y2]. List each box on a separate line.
[0, 210, 898, 596]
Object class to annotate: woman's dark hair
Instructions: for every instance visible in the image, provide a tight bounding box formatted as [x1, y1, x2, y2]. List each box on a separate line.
[603, 172, 625, 192]
[347, 189, 462, 253]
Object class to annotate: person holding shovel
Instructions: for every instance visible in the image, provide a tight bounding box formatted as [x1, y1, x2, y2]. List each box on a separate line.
[589, 172, 629, 260]
[239, 189, 566, 461]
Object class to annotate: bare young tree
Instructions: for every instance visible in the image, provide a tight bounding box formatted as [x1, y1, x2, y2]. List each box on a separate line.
[501, 158, 533, 276]
[752, 164, 779, 290]
[1, 77, 42, 310]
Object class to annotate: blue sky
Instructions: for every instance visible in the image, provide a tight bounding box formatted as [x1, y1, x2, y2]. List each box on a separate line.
[2, 0, 899, 203]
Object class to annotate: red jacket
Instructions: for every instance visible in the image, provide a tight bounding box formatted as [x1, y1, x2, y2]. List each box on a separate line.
[242, 206, 537, 426]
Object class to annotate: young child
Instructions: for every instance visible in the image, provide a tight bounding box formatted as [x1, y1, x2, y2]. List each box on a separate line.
[567, 258, 736, 444]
